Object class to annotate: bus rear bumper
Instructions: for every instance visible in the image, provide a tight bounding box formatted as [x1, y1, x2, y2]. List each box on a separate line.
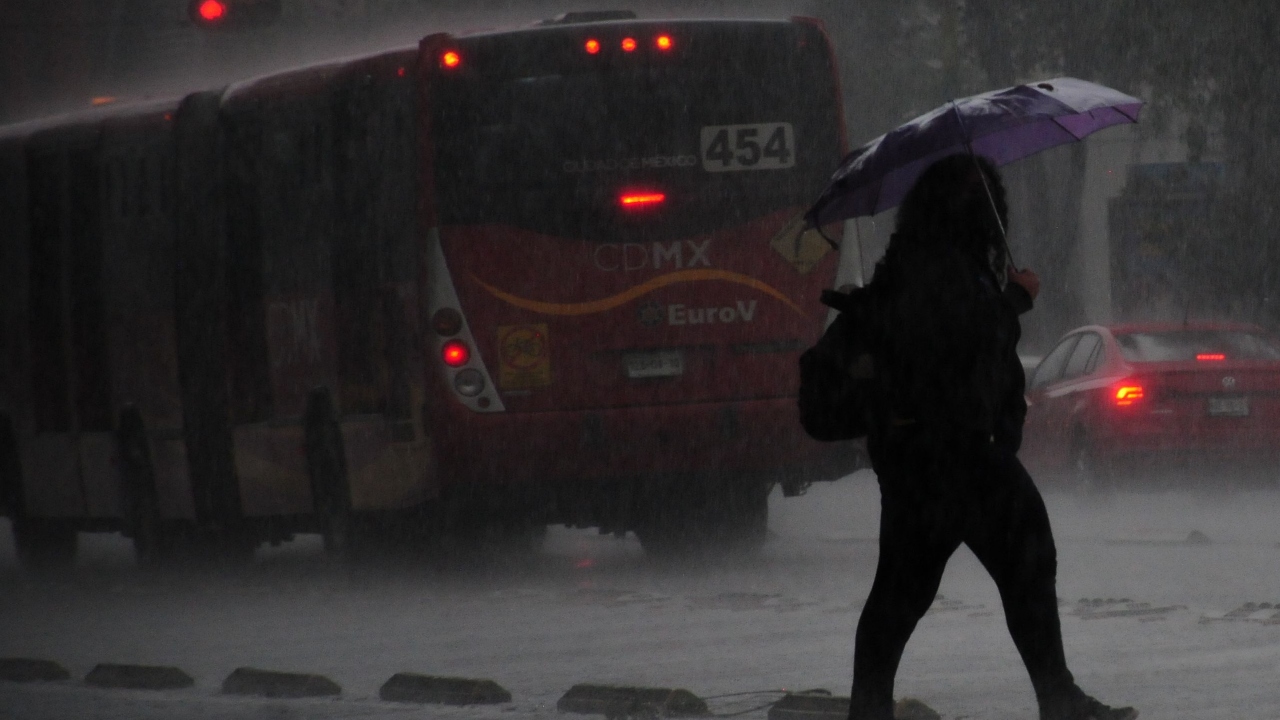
[433, 397, 866, 488]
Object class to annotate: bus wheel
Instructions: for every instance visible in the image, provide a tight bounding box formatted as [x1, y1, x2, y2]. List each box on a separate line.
[12, 518, 77, 573]
[634, 476, 771, 560]
[117, 406, 173, 567]
[305, 387, 355, 557]
[3, 416, 77, 572]
[720, 479, 771, 550]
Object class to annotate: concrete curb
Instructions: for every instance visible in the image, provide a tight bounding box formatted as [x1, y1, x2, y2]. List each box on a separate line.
[379, 673, 512, 705]
[221, 667, 341, 698]
[557, 684, 708, 717]
[0, 658, 71, 683]
[84, 664, 194, 690]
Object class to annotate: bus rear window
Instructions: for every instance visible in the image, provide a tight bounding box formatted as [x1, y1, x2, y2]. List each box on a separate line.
[1115, 330, 1280, 362]
[431, 23, 841, 240]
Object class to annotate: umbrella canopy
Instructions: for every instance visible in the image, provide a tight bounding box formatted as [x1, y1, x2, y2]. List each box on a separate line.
[806, 77, 1143, 229]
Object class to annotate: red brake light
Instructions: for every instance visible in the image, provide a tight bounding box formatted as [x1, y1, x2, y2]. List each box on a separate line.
[584, 39, 601, 54]
[441, 51, 462, 69]
[619, 192, 665, 208]
[655, 35, 673, 50]
[621, 37, 637, 52]
[442, 340, 470, 367]
[1196, 353, 1225, 361]
[1115, 384, 1145, 406]
[197, 0, 226, 21]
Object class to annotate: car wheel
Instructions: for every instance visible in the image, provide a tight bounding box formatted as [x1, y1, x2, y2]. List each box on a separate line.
[1070, 430, 1113, 493]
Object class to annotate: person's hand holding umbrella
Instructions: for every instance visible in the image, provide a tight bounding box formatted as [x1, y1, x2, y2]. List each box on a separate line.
[1009, 265, 1040, 300]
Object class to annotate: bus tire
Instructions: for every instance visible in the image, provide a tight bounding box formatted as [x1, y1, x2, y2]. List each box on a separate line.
[305, 387, 355, 557]
[634, 475, 771, 560]
[0, 415, 19, 519]
[12, 518, 77, 573]
[3, 415, 78, 572]
[117, 405, 173, 567]
[721, 479, 771, 550]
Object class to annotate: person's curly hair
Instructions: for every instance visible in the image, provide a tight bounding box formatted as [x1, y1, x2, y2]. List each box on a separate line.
[893, 153, 1008, 270]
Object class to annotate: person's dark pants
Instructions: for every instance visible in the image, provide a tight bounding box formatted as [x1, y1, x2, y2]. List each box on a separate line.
[848, 428, 1075, 720]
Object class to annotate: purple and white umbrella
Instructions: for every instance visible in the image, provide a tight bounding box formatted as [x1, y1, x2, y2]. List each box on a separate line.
[805, 77, 1143, 229]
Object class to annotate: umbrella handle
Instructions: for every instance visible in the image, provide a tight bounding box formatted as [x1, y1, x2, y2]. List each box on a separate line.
[950, 100, 1019, 273]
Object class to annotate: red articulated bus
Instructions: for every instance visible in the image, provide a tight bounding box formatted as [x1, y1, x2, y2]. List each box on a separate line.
[0, 13, 860, 567]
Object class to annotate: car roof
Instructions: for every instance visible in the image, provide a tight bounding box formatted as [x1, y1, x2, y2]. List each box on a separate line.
[1104, 321, 1268, 335]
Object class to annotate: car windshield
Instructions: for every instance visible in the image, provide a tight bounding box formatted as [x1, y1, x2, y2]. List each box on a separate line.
[1114, 330, 1280, 362]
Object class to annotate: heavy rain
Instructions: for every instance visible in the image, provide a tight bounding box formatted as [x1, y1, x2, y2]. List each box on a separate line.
[1, 2, 1279, 719]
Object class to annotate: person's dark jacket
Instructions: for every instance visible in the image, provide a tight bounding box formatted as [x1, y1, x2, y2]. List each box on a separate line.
[869, 232, 1032, 452]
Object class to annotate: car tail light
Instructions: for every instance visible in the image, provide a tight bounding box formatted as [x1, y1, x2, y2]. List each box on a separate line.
[442, 339, 470, 367]
[1196, 353, 1226, 361]
[655, 35, 673, 50]
[1114, 383, 1145, 407]
[440, 51, 462, 69]
[621, 37, 637, 52]
[584, 38, 601, 54]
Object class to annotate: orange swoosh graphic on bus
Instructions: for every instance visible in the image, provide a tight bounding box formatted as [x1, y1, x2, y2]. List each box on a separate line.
[471, 269, 806, 317]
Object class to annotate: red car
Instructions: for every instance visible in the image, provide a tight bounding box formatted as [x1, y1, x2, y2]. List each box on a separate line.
[1020, 321, 1280, 487]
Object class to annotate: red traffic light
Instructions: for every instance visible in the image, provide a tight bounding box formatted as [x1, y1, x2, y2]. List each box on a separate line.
[188, 0, 280, 28]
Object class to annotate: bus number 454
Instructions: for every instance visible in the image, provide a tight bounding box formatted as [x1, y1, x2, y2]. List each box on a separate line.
[700, 122, 795, 172]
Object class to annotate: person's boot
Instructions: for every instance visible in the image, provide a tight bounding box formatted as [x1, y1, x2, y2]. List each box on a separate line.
[1039, 686, 1138, 720]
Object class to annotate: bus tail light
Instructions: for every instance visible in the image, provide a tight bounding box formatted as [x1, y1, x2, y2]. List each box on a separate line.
[442, 339, 470, 367]
[655, 35, 673, 50]
[584, 38, 601, 54]
[440, 51, 462, 69]
[196, 0, 226, 21]
[619, 192, 665, 208]
[621, 37, 637, 52]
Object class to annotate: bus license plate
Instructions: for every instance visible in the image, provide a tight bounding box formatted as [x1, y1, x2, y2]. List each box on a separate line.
[1208, 396, 1249, 416]
[624, 350, 684, 379]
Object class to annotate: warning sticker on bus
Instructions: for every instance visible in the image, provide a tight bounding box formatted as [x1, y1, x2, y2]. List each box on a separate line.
[700, 123, 795, 172]
[497, 324, 552, 389]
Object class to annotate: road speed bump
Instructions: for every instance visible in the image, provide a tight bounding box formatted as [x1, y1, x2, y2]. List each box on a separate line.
[84, 664, 194, 690]
[893, 698, 941, 720]
[768, 693, 939, 720]
[767, 692, 847, 720]
[221, 667, 341, 698]
[557, 684, 708, 717]
[379, 673, 512, 705]
[0, 658, 71, 683]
